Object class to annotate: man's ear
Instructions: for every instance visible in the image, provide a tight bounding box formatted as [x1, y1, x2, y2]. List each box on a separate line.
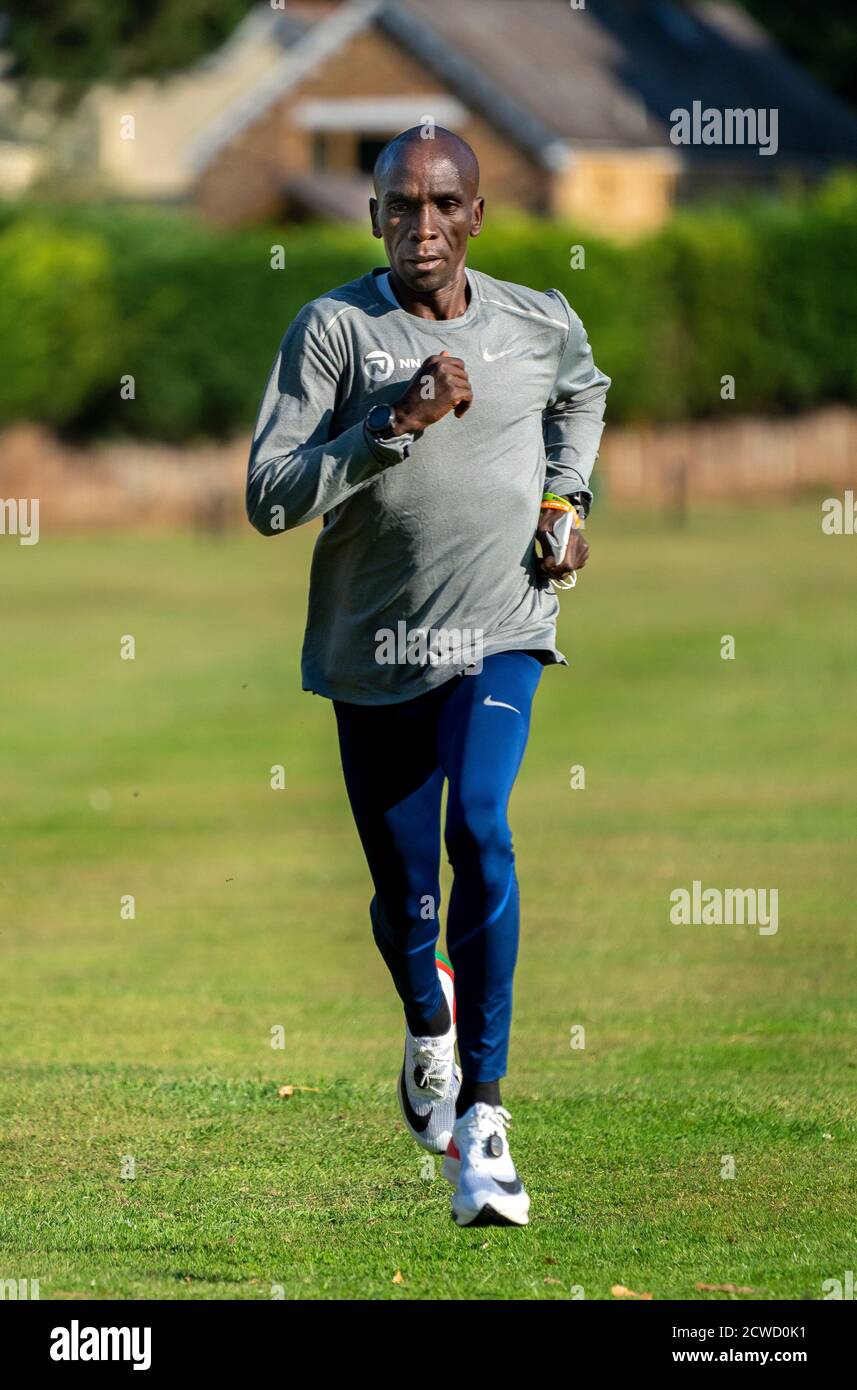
[470, 196, 485, 238]
[369, 197, 382, 239]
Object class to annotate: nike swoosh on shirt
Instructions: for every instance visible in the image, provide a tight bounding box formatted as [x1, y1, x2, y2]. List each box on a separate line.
[481, 347, 514, 362]
[483, 696, 521, 714]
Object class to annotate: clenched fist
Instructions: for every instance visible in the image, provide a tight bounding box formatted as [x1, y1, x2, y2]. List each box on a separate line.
[390, 351, 472, 435]
[535, 506, 589, 583]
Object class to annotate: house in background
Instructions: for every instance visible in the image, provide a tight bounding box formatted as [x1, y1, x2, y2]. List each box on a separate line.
[83, 6, 303, 203]
[0, 46, 47, 197]
[86, 0, 857, 235]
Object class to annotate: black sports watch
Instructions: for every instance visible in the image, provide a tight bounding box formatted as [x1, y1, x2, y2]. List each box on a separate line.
[366, 403, 397, 439]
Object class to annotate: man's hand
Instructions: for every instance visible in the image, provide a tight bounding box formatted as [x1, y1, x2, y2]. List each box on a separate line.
[535, 505, 589, 582]
[390, 351, 472, 435]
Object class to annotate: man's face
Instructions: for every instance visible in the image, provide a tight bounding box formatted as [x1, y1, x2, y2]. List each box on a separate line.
[370, 145, 483, 293]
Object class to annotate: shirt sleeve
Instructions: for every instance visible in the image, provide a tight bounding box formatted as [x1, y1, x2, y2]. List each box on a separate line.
[542, 290, 611, 512]
[246, 317, 411, 535]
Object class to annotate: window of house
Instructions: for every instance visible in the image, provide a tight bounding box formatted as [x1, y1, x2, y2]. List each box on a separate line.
[312, 132, 327, 171]
[357, 136, 392, 174]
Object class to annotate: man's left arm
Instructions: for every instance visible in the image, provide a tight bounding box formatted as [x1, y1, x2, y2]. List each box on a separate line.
[538, 291, 611, 577]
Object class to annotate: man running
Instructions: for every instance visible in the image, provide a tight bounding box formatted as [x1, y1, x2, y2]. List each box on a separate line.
[247, 127, 610, 1227]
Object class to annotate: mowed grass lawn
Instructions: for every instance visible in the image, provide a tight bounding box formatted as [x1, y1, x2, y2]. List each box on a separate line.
[0, 502, 854, 1301]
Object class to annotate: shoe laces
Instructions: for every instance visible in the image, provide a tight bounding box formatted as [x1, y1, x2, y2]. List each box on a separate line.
[460, 1103, 512, 1149]
[411, 1033, 454, 1099]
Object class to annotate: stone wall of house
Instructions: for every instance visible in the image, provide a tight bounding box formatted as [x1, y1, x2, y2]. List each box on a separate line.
[551, 149, 681, 236]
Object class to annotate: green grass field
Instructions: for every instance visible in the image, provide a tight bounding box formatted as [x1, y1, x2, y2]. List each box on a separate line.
[1, 503, 854, 1300]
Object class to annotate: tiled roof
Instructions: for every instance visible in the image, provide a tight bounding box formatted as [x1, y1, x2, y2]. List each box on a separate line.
[192, 0, 857, 172]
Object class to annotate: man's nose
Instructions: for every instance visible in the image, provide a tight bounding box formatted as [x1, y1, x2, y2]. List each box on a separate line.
[408, 205, 438, 241]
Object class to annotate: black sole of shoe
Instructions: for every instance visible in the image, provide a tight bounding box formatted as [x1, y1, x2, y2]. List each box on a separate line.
[453, 1204, 523, 1228]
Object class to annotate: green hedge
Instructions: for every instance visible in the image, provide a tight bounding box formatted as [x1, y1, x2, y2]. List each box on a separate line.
[2, 178, 856, 440]
[0, 221, 116, 426]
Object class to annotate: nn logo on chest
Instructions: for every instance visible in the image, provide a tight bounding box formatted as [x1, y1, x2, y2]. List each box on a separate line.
[363, 350, 420, 382]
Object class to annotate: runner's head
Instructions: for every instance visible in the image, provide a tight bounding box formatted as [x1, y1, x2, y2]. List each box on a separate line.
[370, 127, 484, 293]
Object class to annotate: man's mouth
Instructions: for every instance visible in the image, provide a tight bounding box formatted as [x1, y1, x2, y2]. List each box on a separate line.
[409, 255, 444, 270]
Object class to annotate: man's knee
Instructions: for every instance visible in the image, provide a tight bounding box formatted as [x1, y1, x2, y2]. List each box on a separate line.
[371, 879, 440, 944]
[445, 798, 513, 883]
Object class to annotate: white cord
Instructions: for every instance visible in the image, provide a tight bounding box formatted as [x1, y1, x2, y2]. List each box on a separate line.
[550, 570, 577, 591]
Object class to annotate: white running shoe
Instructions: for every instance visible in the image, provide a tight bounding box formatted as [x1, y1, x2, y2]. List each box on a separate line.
[442, 1103, 530, 1227]
[397, 955, 461, 1154]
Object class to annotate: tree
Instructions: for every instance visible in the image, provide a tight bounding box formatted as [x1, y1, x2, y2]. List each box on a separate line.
[1, 0, 255, 97]
[739, 0, 857, 111]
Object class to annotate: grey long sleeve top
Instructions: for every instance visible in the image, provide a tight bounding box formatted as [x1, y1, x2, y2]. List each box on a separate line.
[247, 267, 610, 704]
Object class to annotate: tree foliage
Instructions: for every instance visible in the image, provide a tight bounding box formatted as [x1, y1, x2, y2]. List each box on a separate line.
[1, 3, 854, 111]
[2, 0, 255, 94]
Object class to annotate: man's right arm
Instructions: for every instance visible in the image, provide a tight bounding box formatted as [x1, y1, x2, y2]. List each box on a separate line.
[246, 318, 411, 536]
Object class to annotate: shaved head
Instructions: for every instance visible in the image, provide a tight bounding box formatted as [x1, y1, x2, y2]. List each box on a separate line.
[373, 126, 480, 197]
[369, 125, 484, 299]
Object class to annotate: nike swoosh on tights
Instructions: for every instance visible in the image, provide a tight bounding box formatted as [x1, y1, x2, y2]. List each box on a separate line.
[483, 696, 520, 714]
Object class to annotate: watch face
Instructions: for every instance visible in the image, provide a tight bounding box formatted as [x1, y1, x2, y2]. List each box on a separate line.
[368, 404, 393, 434]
